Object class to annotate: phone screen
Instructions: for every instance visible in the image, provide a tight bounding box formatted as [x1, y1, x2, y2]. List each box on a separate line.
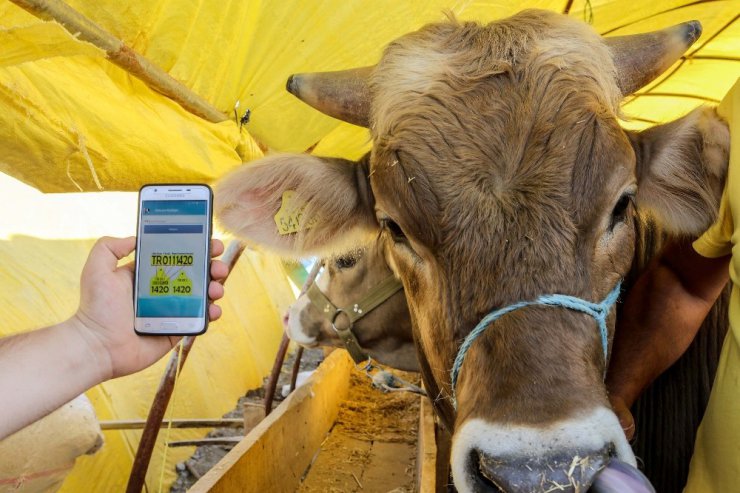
[134, 185, 211, 335]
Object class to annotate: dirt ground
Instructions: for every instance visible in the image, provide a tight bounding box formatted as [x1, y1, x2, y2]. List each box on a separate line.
[169, 347, 325, 492]
[297, 368, 420, 493]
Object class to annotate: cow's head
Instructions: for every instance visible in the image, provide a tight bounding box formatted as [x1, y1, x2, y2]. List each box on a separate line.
[216, 10, 729, 492]
[284, 242, 418, 372]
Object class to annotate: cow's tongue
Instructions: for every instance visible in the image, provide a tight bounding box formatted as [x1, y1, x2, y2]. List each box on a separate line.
[589, 459, 656, 493]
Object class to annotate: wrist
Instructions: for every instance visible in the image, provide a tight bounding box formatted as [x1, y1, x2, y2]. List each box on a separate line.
[65, 313, 114, 383]
[605, 373, 645, 409]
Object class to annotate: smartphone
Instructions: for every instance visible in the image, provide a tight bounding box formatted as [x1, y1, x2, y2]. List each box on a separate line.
[134, 184, 213, 336]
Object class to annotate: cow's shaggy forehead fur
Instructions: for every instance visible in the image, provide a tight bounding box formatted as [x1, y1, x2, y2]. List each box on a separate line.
[369, 10, 631, 315]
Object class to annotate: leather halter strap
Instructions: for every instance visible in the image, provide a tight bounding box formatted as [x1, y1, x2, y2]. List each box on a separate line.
[306, 274, 403, 363]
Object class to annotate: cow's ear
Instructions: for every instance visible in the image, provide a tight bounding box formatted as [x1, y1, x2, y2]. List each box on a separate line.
[630, 106, 729, 236]
[215, 154, 378, 257]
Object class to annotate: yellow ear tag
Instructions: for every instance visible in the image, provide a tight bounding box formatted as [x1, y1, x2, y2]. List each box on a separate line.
[274, 190, 317, 235]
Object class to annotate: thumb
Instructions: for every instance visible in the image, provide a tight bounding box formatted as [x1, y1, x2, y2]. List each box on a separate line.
[611, 397, 636, 440]
[85, 236, 136, 273]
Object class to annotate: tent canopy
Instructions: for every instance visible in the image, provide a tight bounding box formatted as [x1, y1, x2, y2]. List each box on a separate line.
[0, 0, 737, 193]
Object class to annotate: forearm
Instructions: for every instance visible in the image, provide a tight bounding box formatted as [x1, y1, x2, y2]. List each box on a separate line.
[0, 318, 109, 440]
[607, 257, 720, 407]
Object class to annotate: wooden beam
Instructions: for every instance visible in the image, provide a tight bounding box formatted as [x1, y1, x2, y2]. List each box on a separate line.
[189, 350, 353, 493]
[417, 395, 438, 493]
[99, 419, 243, 430]
[8, 0, 228, 123]
[167, 437, 242, 448]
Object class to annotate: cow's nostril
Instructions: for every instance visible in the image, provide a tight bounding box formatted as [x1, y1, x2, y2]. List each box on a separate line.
[471, 450, 505, 492]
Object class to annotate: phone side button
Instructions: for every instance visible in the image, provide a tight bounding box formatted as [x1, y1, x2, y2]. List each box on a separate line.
[160, 322, 178, 331]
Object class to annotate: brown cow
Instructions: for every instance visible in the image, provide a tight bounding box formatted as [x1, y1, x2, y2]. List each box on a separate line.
[284, 241, 418, 371]
[288, 227, 729, 492]
[216, 10, 729, 492]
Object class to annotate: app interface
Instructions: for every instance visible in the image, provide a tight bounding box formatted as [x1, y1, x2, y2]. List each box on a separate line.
[136, 200, 207, 318]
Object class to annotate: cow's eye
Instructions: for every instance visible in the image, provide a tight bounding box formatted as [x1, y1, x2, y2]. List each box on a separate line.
[609, 193, 633, 230]
[381, 218, 407, 243]
[335, 255, 357, 269]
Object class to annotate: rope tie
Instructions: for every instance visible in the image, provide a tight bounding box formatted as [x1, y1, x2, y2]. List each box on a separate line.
[450, 281, 622, 408]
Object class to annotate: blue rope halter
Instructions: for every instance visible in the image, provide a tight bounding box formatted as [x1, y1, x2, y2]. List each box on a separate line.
[450, 281, 622, 408]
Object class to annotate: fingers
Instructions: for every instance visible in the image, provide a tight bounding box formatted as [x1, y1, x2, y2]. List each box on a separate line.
[620, 412, 636, 441]
[209, 280, 225, 300]
[609, 395, 636, 441]
[210, 259, 228, 282]
[211, 239, 224, 257]
[209, 303, 223, 321]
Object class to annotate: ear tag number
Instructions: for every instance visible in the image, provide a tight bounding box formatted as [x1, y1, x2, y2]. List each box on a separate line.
[274, 190, 317, 235]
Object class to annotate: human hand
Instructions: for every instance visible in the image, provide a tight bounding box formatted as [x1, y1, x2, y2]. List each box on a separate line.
[71, 236, 228, 380]
[609, 394, 636, 441]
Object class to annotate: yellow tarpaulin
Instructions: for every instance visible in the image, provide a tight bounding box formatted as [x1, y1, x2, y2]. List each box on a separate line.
[0, 0, 737, 192]
[0, 1, 738, 492]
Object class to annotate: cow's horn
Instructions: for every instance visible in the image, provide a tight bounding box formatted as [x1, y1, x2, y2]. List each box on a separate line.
[606, 20, 702, 96]
[286, 66, 373, 128]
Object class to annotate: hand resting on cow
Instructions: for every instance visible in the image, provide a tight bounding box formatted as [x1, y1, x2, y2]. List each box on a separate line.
[0, 236, 228, 440]
[607, 239, 730, 440]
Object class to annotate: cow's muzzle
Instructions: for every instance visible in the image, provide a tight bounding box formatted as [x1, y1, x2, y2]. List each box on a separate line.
[471, 446, 612, 492]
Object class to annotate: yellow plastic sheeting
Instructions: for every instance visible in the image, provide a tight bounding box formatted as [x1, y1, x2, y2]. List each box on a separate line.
[1, 1, 737, 192]
[0, 236, 296, 492]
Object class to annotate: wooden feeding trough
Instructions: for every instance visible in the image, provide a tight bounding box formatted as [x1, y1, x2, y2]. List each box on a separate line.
[188, 350, 440, 492]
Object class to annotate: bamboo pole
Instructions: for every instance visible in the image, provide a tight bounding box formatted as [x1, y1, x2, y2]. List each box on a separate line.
[263, 261, 322, 415]
[8, 0, 228, 123]
[126, 241, 246, 493]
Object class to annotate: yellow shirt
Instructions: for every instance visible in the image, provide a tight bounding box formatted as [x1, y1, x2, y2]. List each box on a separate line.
[687, 78, 740, 492]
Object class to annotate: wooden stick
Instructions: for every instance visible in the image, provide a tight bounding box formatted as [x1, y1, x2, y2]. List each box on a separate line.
[99, 419, 243, 430]
[126, 241, 246, 493]
[263, 333, 290, 416]
[289, 346, 304, 392]
[127, 337, 195, 493]
[263, 261, 322, 415]
[167, 437, 242, 448]
[8, 0, 228, 123]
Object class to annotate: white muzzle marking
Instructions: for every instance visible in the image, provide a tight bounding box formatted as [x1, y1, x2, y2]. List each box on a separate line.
[450, 406, 635, 493]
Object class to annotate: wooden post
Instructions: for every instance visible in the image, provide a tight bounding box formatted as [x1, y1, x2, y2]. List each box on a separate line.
[126, 241, 246, 493]
[263, 261, 322, 414]
[8, 0, 228, 123]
